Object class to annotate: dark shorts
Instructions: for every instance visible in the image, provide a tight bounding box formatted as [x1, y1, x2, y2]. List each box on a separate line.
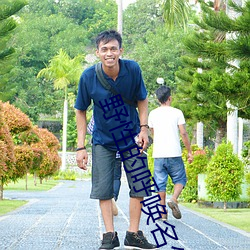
[90, 144, 152, 199]
[154, 157, 187, 192]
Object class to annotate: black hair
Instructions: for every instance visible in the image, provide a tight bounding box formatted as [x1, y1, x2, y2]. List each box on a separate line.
[95, 30, 122, 49]
[155, 86, 171, 104]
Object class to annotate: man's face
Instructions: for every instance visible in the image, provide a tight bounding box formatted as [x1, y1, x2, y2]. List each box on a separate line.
[96, 39, 123, 68]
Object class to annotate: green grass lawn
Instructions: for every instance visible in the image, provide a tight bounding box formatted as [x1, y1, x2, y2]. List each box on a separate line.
[4, 177, 59, 191]
[0, 200, 28, 216]
[181, 202, 250, 233]
[0, 177, 59, 216]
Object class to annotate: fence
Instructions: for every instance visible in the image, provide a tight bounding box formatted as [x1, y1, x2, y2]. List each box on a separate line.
[58, 152, 92, 175]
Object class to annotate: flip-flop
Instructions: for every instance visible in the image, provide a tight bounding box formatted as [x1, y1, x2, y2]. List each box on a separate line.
[167, 200, 182, 219]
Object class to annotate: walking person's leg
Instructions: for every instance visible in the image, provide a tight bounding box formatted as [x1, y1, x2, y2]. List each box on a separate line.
[122, 149, 157, 249]
[172, 183, 184, 202]
[100, 199, 114, 232]
[90, 145, 120, 249]
[167, 157, 187, 219]
[128, 196, 143, 232]
[112, 156, 122, 216]
[154, 158, 169, 220]
[113, 156, 122, 201]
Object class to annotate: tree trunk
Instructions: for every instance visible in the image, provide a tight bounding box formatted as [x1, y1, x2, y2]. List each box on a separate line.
[215, 125, 226, 149]
[223, 201, 227, 211]
[25, 172, 28, 190]
[34, 172, 37, 186]
[0, 178, 3, 200]
[61, 99, 68, 170]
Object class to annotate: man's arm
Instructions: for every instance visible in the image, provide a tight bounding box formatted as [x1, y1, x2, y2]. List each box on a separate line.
[179, 124, 193, 163]
[76, 109, 88, 170]
[137, 98, 149, 152]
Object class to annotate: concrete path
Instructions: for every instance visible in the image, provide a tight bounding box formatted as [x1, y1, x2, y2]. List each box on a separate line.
[0, 179, 249, 250]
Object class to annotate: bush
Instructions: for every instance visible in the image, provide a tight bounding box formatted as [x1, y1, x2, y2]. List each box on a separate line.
[206, 141, 244, 210]
[148, 143, 211, 201]
[53, 170, 76, 180]
[147, 146, 154, 176]
[2, 102, 32, 134]
[242, 140, 250, 166]
[181, 145, 210, 202]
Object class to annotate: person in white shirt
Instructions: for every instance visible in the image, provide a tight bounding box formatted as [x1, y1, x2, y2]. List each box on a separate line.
[148, 86, 193, 220]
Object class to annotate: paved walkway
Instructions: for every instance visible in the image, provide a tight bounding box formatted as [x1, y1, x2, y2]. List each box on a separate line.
[0, 179, 249, 250]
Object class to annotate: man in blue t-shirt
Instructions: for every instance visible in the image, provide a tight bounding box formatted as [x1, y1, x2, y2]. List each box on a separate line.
[75, 30, 157, 249]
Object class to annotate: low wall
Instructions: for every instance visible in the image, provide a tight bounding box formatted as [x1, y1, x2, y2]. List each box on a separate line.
[58, 152, 92, 174]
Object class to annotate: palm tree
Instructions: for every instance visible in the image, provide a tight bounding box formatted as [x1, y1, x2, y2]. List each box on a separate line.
[37, 49, 84, 170]
[162, 0, 190, 31]
[162, 0, 226, 31]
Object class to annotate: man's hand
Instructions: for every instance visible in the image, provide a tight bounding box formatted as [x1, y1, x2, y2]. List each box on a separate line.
[138, 128, 149, 154]
[187, 152, 193, 164]
[76, 150, 88, 170]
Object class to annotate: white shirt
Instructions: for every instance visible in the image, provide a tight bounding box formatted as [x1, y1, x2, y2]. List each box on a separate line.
[148, 106, 185, 158]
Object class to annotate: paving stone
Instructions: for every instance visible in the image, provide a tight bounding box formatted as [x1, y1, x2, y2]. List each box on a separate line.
[0, 179, 249, 250]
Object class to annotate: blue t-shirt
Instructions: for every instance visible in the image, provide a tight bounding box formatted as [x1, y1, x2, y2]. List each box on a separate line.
[74, 59, 147, 151]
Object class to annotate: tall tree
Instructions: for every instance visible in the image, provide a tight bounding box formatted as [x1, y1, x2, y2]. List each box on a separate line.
[7, 0, 116, 122]
[175, 0, 250, 145]
[162, 0, 226, 32]
[37, 49, 84, 170]
[203, 0, 250, 118]
[0, 0, 27, 101]
[123, 0, 186, 106]
[127, 26, 186, 96]
[123, 0, 164, 51]
[162, 0, 190, 31]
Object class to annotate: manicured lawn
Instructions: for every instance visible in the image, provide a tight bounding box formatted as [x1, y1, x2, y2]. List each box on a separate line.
[0, 200, 28, 216]
[4, 177, 59, 191]
[0, 177, 59, 216]
[182, 202, 250, 233]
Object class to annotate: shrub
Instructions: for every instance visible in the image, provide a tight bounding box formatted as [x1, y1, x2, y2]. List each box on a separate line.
[246, 171, 250, 198]
[181, 145, 210, 202]
[148, 143, 211, 201]
[2, 102, 32, 134]
[31, 127, 61, 180]
[242, 140, 250, 199]
[206, 141, 244, 210]
[147, 146, 154, 176]
[242, 140, 250, 166]
[14, 145, 34, 179]
[0, 101, 16, 199]
[53, 170, 76, 180]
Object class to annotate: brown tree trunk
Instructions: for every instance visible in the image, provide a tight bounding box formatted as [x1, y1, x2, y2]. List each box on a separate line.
[215, 124, 226, 149]
[0, 178, 3, 200]
[223, 201, 227, 211]
[34, 172, 37, 186]
[25, 172, 28, 190]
